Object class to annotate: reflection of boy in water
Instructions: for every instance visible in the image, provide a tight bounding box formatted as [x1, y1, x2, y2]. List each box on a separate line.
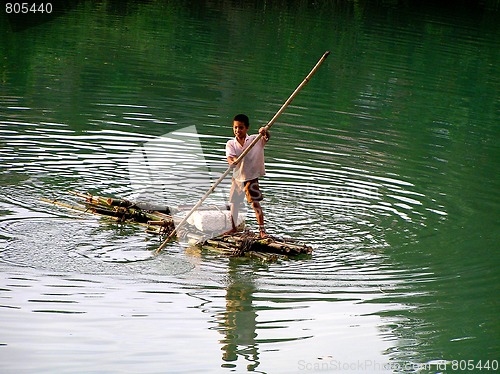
[225, 114, 270, 238]
[220, 264, 259, 370]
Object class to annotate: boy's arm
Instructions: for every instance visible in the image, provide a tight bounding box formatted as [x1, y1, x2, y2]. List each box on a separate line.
[227, 156, 238, 166]
[226, 140, 238, 166]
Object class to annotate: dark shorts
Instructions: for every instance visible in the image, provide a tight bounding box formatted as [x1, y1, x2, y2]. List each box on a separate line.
[229, 178, 263, 204]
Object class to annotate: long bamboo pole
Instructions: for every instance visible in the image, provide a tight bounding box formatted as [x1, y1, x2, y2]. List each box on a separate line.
[156, 51, 330, 253]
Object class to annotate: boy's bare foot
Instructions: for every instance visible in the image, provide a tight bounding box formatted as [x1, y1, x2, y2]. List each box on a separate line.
[259, 230, 269, 239]
[258, 224, 269, 239]
[222, 228, 238, 236]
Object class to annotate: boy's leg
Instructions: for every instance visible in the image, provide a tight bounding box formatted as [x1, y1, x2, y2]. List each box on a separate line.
[228, 179, 244, 233]
[230, 202, 240, 231]
[251, 201, 267, 238]
[245, 179, 268, 238]
[252, 201, 264, 226]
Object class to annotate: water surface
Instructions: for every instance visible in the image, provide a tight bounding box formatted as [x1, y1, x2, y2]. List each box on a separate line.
[1, 1, 499, 373]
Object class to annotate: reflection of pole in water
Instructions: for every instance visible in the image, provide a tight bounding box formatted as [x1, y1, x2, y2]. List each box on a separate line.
[219, 261, 260, 371]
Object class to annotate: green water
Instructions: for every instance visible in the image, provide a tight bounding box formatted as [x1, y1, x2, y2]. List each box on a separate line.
[1, 1, 499, 373]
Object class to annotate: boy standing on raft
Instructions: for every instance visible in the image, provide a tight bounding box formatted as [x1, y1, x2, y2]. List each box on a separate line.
[225, 114, 270, 238]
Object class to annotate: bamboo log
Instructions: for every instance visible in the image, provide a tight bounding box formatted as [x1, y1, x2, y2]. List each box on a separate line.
[40, 198, 88, 213]
[68, 191, 100, 205]
[195, 230, 312, 258]
[106, 197, 133, 207]
[147, 220, 170, 226]
[68, 190, 92, 199]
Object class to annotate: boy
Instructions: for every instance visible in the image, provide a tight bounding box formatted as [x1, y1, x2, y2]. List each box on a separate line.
[225, 114, 270, 238]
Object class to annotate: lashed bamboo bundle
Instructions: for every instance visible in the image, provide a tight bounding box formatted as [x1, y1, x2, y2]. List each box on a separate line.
[199, 231, 313, 260]
[42, 192, 313, 261]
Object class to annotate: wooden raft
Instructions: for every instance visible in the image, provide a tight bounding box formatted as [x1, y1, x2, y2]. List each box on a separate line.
[42, 191, 313, 261]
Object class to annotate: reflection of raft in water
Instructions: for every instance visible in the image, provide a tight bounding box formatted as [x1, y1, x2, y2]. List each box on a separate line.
[42, 191, 313, 262]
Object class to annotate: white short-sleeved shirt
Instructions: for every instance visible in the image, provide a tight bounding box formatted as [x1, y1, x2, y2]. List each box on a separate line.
[225, 134, 267, 182]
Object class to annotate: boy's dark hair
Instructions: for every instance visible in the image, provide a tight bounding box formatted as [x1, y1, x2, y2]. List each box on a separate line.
[233, 114, 250, 128]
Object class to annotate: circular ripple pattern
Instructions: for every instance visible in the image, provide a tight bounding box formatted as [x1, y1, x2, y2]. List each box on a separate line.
[0, 217, 194, 276]
[0, 96, 448, 276]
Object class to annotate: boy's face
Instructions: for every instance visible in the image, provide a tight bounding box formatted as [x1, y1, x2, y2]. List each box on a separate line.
[233, 121, 248, 139]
